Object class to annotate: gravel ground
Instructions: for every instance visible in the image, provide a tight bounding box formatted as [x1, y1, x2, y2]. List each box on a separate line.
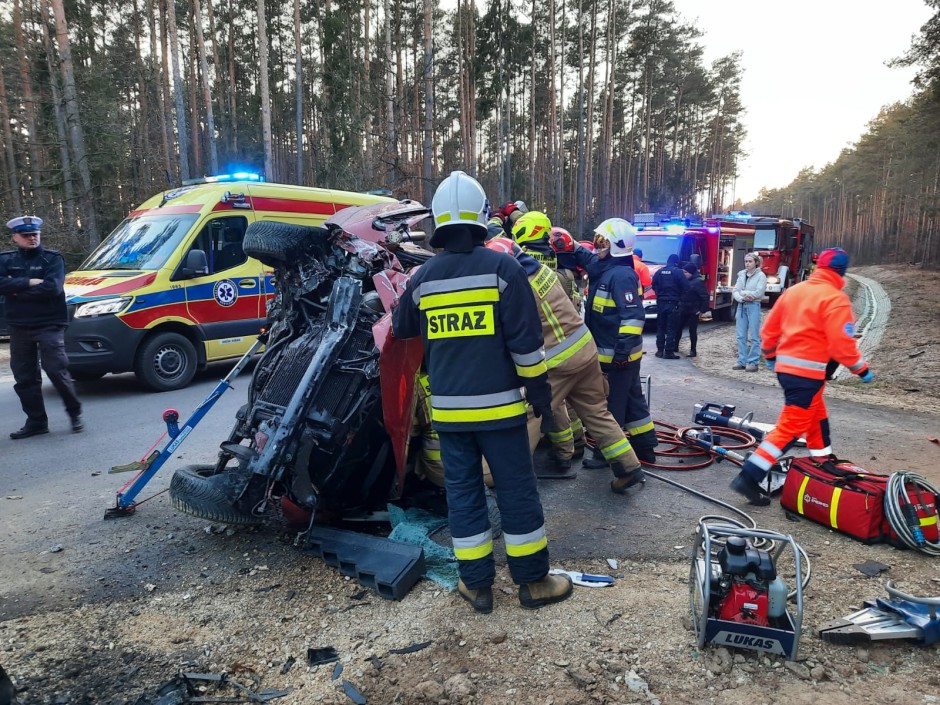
[2, 264, 940, 705]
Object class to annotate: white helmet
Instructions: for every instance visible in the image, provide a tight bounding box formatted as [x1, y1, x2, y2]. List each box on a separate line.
[593, 218, 637, 258]
[430, 171, 489, 245]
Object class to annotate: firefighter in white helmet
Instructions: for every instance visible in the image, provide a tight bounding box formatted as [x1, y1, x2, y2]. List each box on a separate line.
[551, 219, 659, 468]
[393, 171, 573, 614]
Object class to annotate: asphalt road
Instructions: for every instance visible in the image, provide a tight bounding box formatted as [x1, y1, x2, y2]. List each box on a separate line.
[1, 326, 937, 620]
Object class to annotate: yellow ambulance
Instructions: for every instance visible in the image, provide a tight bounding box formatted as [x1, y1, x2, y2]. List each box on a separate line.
[65, 174, 394, 391]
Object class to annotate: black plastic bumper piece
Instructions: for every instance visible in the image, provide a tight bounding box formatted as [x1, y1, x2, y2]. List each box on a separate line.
[303, 526, 426, 601]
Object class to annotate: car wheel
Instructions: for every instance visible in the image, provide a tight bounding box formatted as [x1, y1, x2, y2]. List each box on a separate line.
[243, 221, 329, 267]
[170, 464, 262, 525]
[134, 331, 197, 392]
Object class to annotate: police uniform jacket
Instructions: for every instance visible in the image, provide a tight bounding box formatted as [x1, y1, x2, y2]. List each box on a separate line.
[651, 262, 689, 303]
[0, 245, 68, 327]
[584, 257, 645, 368]
[760, 267, 869, 380]
[393, 243, 551, 432]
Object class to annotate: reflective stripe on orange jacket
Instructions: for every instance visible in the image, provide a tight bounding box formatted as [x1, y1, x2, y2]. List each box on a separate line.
[760, 268, 869, 380]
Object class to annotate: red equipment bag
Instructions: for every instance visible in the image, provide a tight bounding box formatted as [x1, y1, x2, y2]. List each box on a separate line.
[780, 458, 939, 547]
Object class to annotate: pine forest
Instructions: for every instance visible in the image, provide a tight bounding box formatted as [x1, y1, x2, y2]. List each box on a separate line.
[0, 0, 938, 267]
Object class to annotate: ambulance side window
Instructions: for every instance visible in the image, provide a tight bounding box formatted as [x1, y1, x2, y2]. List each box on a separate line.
[186, 216, 249, 275]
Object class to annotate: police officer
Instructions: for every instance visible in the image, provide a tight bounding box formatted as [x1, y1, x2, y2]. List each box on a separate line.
[554, 219, 659, 467]
[651, 253, 689, 359]
[393, 172, 572, 613]
[0, 216, 83, 438]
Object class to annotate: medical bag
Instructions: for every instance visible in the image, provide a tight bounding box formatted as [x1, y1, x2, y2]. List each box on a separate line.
[780, 458, 939, 547]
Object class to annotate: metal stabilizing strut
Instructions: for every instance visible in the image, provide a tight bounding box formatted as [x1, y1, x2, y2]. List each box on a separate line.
[104, 333, 266, 519]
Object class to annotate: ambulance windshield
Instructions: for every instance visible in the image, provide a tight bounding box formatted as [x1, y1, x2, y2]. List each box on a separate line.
[81, 213, 199, 271]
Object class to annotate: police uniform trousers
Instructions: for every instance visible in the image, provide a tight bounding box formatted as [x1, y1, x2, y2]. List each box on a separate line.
[740, 373, 832, 483]
[439, 426, 549, 589]
[10, 325, 82, 424]
[605, 359, 657, 453]
[656, 300, 682, 354]
[527, 357, 638, 472]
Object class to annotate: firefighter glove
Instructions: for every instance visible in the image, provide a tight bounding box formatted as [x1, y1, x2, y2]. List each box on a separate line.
[765, 358, 775, 373]
[859, 369, 874, 383]
[533, 404, 556, 435]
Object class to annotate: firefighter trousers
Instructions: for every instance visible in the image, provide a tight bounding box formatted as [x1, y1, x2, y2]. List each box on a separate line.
[741, 373, 832, 483]
[527, 358, 639, 474]
[439, 426, 550, 589]
[546, 401, 584, 453]
[605, 360, 658, 453]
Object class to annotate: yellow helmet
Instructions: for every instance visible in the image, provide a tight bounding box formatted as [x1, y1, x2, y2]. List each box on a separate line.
[511, 211, 552, 246]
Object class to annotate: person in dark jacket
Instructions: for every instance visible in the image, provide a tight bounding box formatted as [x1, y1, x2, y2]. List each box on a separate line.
[0, 216, 83, 439]
[678, 263, 710, 357]
[392, 171, 572, 614]
[651, 253, 689, 359]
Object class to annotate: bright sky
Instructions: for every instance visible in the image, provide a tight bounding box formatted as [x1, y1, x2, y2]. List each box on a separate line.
[671, 0, 933, 204]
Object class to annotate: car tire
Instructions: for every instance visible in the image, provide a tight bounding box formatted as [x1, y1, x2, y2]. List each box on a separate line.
[170, 464, 262, 525]
[134, 331, 197, 392]
[243, 221, 329, 267]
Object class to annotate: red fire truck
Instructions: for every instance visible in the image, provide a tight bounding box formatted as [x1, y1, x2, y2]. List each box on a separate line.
[632, 212, 815, 320]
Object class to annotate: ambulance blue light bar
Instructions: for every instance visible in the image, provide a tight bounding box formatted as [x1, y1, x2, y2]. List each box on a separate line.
[182, 172, 264, 186]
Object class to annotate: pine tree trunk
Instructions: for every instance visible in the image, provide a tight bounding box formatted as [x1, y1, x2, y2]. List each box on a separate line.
[257, 0, 273, 179]
[227, 0, 238, 152]
[50, 0, 99, 245]
[148, 0, 172, 181]
[159, 0, 177, 180]
[0, 57, 23, 213]
[385, 0, 397, 189]
[166, 0, 191, 180]
[362, 0, 373, 181]
[205, 0, 225, 158]
[294, 0, 304, 183]
[187, 5, 203, 175]
[13, 0, 45, 210]
[422, 0, 434, 203]
[39, 0, 75, 224]
[132, 0, 151, 198]
[575, 0, 586, 234]
[194, 0, 219, 174]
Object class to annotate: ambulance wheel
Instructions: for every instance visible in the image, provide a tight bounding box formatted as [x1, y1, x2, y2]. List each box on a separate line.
[244, 221, 326, 267]
[135, 332, 197, 392]
[170, 464, 262, 525]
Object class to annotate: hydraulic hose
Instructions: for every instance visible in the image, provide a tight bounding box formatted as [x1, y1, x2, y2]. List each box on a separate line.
[884, 472, 940, 556]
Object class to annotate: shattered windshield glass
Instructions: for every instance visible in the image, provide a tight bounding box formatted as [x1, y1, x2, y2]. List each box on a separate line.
[80, 214, 199, 271]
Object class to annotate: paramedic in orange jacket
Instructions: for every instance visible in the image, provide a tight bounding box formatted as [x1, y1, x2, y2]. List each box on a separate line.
[729, 248, 874, 505]
[632, 248, 652, 289]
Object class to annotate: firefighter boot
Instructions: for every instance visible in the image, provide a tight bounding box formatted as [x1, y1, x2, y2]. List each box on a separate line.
[729, 471, 772, 507]
[581, 449, 609, 469]
[457, 579, 494, 614]
[610, 458, 646, 494]
[519, 573, 574, 610]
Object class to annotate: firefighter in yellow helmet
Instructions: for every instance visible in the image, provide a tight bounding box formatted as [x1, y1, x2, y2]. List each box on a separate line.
[392, 171, 572, 614]
[511, 211, 557, 270]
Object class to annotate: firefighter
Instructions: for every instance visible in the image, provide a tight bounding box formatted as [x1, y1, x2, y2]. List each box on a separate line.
[552, 220, 659, 466]
[651, 253, 689, 359]
[392, 171, 572, 613]
[730, 248, 874, 505]
[511, 211, 557, 270]
[485, 237, 644, 493]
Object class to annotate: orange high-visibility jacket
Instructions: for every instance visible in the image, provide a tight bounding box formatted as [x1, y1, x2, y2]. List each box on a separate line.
[633, 255, 652, 288]
[760, 268, 869, 380]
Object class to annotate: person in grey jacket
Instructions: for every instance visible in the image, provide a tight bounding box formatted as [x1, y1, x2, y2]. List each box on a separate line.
[732, 252, 767, 371]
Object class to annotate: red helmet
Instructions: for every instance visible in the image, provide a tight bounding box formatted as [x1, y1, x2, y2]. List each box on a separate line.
[578, 239, 596, 253]
[485, 237, 522, 258]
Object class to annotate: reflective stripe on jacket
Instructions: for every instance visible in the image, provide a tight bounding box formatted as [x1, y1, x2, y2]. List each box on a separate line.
[524, 262, 596, 371]
[393, 246, 550, 431]
[760, 267, 869, 380]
